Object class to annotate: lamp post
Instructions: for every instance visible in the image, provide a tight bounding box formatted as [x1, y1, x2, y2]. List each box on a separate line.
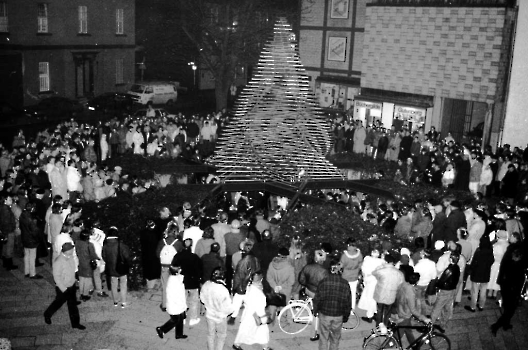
[188, 61, 197, 90]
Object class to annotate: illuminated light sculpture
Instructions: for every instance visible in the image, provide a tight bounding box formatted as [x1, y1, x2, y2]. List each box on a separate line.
[209, 17, 343, 182]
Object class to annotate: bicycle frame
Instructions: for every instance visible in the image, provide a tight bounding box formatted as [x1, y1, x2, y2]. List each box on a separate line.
[364, 319, 436, 350]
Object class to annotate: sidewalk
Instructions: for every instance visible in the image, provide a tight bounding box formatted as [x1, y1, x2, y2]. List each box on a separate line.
[1, 256, 527, 350]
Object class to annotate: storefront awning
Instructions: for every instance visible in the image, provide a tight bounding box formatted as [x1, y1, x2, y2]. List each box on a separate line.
[316, 75, 361, 87]
[357, 88, 434, 109]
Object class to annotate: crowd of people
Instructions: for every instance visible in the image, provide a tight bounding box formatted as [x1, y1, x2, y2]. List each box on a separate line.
[0, 109, 527, 349]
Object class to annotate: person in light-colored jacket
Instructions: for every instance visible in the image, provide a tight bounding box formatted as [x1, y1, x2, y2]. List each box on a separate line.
[373, 253, 404, 326]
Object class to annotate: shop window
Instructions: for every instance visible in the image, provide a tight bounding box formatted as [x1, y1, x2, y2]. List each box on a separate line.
[39, 62, 50, 92]
[78, 6, 87, 34]
[37, 3, 48, 33]
[0, 2, 8, 32]
[116, 8, 124, 34]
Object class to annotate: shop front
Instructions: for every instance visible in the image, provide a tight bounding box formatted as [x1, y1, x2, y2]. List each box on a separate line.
[314, 75, 361, 115]
[353, 99, 382, 126]
[393, 105, 427, 132]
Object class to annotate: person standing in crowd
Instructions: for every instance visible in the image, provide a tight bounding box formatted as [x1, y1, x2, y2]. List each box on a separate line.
[358, 248, 384, 323]
[340, 238, 363, 311]
[0, 194, 18, 270]
[156, 221, 182, 312]
[228, 239, 260, 326]
[76, 230, 98, 301]
[252, 229, 279, 274]
[265, 247, 295, 326]
[201, 242, 224, 284]
[224, 219, 245, 292]
[200, 267, 233, 350]
[465, 235, 495, 312]
[44, 242, 85, 330]
[299, 250, 329, 341]
[20, 202, 43, 279]
[172, 238, 203, 327]
[431, 252, 461, 333]
[139, 219, 162, 291]
[444, 200, 467, 243]
[312, 260, 352, 350]
[155, 264, 188, 340]
[232, 271, 272, 350]
[372, 253, 404, 326]
[195, 226, 216, 258]
[102, 226, 133, 308]
[490, 248, 525, 336]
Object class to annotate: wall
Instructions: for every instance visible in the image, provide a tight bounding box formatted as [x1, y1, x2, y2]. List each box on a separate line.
[502, 2, 528, 149]
[362, 6, 509, 103]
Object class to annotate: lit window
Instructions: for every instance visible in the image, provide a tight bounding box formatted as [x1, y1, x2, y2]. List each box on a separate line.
[78, 6, 87, 34]
[39, 62, 50, 92]
[116, 59, 124, 84]
[116, 8, 124, 34]
[38, 3, 48, 33]
[0, 2, 8, 32]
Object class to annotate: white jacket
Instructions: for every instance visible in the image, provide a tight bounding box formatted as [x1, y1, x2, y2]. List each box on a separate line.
[66, 166, 82, 192]
[200, 280, 233, 322]
[166, 274, 187, 315]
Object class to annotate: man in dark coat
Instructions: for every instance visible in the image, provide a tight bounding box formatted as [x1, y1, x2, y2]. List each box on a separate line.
[0, 193, 18, 270]
[252, 229, 279, 274]
[399, 129, 413, 161]
[444, 201, 466, 243]
[201, 242, 224, 283]
[501, 164, 519, 204]
[454, 153, 471, 191]
[430, 204, 447, 249]
[377, 131, 389, 160]
[172, 238, 203, 326]
[140, 219, 162, 290]
[20, 202, 44, 279]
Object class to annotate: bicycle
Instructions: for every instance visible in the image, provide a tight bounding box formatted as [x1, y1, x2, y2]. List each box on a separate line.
[362, 318, 450, 350]
[277, 296, 360, 335]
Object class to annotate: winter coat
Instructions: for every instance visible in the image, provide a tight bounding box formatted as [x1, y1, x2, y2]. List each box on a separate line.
[252, 240, 279, 272]
[166, 274, 187, 316]
[76, 239, 98, 278]
[469, 247, 495, 283]
[200, 280, 233, 322]
[298, 263, 329, 294]
[353, 127, 366, 154]
[49, 167, 68, 199]
[102, 238, 133, 277]
[201, 252, 224, 283]
[66, 166, 82, 192]
[340, 248, 363, 282]
[195, 238, 216, 258]
[0, 204, 16, 233]
[172, 248, 203, 290]
[445, 209, 466, 243]
[20, 210, 41, 249]
[469, 161, 482, 182]
[139, 227, 162, 281]
[266, 256, 295, 300]
[373, 263, 404, 304]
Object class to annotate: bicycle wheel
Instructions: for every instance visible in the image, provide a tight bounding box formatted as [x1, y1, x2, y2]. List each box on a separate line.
[363, 335, 400, 350]
[342, 311, 360, 330]
[278, 302, 313, 335]
[421, 333, 451, 350]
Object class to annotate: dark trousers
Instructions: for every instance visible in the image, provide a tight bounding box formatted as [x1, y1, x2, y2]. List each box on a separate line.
[398, 317, 416, 345]
[375, 302, 392, 326]
[495, 288, 519, 329]
[160, 312, 186, 337]
[44, 286, 80, 327]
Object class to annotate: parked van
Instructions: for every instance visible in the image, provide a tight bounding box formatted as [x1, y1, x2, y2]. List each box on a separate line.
[127, 82, 178, 106]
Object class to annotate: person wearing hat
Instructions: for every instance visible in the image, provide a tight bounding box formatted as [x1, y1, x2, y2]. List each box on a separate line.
[265, 247, 295, 326]
[140, 218, 162, 291]
[44, 242, 86, 330]
[200, 267, 233, 350]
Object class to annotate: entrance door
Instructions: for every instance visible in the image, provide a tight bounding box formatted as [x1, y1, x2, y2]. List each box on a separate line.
[443, 98, 467, 143]
[72, 52, 96, 98]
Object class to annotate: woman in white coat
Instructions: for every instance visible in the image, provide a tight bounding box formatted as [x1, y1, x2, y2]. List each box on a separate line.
[487, 227, 509, 298]
[232, 271, 271, 350]
[357, 248, 384, 322]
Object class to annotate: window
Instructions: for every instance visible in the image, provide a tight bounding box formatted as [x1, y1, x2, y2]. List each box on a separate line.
[38, 3, 48, 33]
[0, 2, 8, 32]
[115, 59, 124, 84]
[78, 6, 87, 33]
[116, 8, 124, 34]
[39, 62, 50, 92]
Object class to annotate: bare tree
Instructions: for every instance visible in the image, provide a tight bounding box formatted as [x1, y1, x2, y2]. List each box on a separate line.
[178, 0, 298, 111]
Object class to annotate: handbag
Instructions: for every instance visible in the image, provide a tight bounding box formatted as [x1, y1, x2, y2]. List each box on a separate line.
[90, 259, 98, 270]
[266, 292, 287, 307]
[115, 242, 129, 275]
[425, 278, 438, 296]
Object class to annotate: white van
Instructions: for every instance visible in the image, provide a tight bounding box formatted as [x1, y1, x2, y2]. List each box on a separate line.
[127, 82, 178, 106]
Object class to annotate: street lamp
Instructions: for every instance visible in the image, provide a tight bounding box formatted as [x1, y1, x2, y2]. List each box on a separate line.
[188, 61, 197, 89]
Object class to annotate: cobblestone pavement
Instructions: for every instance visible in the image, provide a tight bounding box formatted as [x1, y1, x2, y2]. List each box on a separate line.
[1, 257, 527, 350]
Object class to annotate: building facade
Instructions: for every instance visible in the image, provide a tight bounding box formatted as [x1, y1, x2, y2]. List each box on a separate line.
[0, 0, 136, 108]
[299, 0, 518, 148]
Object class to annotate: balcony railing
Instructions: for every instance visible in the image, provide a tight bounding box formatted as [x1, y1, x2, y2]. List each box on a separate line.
[367, 0, 516, 7]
